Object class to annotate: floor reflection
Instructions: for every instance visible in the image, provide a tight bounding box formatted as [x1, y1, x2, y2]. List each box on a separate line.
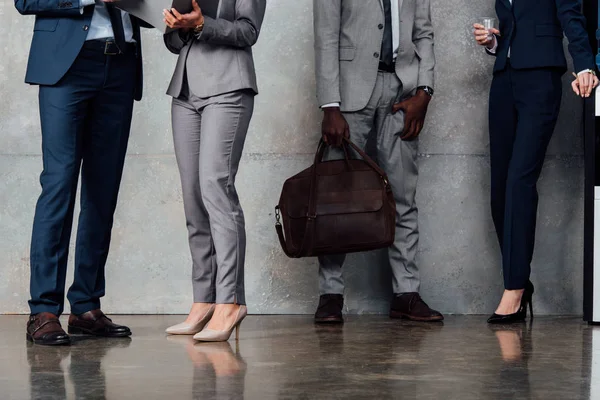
[6, 316, 600, 399]
[27, 343, 70, 400]
[490, 323, 532, 400]
[27, 337, 131, 400]
[168, 336, 246, 399]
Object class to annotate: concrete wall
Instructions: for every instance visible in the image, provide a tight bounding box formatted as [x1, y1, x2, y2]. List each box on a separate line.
[0, 0, 587, 315]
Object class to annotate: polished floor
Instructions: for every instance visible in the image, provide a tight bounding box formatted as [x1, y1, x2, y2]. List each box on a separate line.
[1, 315, 600, 399]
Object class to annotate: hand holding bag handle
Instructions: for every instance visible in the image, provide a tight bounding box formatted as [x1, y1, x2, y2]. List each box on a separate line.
[275, 137, 390, 258]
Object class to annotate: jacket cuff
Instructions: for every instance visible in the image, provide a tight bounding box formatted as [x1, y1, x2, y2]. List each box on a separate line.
[195, 16, 216, 41]
[416, 77, 434, 91]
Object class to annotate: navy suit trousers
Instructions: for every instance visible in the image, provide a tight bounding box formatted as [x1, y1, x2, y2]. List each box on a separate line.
[488, 61, 563, 290]
[29, 43, 137, 316]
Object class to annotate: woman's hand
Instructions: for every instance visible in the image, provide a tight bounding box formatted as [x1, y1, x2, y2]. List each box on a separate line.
[473, 23, 500, 49]
[163, 0, 203, 30]
[571, 72, 600, 98]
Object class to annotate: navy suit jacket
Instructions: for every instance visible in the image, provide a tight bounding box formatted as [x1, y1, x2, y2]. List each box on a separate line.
[492, 0, 595, 74]
[15, 0, 147, 101]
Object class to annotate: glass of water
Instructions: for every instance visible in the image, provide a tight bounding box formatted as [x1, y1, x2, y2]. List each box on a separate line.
[481, 17, 497, 41]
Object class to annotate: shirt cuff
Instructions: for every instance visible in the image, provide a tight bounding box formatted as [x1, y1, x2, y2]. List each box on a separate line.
[486, 36, 498, 54]
[80, 0, 94, 13]
[321, 103, 340, 108]
[578, 69, 594, 76]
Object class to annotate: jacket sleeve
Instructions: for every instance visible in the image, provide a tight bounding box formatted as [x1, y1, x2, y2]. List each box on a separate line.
[196, 0, 266, 48]
[413, 0, 435, 89]
[313, 0, 342, 107]
[555, 0, 595, 73]
[163, 29, 192, 55]
[14, 0, 83, 17]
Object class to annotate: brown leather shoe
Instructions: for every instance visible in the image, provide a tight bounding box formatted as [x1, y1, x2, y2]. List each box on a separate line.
[27, 313, 71, 346]
[314, 294, 344, 324]
[390, 293, 444, 322]
[68, 309, 131, 337]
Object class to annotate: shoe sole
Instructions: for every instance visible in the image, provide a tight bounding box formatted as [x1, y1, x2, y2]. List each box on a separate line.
[26, 333, 71, 346]
[68, 326, 132, 337]
[389, 311, 444, 322]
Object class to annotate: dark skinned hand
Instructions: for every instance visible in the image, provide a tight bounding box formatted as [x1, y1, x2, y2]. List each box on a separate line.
[392, 90, 431, 140]
[321, 107, 349, 147]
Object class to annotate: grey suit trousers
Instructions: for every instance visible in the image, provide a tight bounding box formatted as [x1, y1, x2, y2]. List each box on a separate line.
[319, 72, 420, 295]
[172, 81, 254, 305]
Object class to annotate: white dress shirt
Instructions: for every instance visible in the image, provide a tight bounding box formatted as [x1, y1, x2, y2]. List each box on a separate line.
[322, 0, 400, 108]
[80, 0, 135, 43]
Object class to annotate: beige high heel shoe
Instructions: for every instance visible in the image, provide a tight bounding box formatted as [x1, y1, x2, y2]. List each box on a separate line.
[166, 304, 216, 335]
[193, 305, 247, 342]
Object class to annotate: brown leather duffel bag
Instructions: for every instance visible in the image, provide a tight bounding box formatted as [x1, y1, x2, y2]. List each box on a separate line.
[275, 137, 396, 258]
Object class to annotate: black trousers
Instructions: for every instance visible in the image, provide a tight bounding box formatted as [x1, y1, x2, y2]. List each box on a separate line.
[29, 42, 137, 316]
[488, 62, 563, 290]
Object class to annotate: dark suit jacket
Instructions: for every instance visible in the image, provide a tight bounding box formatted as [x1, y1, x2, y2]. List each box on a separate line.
[492, 0, 595, 74]
[15, 0, 147, 100]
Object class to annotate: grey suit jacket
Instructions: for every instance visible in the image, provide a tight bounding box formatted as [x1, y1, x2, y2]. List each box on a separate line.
[314, 0, 435, 112]
[164, 0, 267, 98]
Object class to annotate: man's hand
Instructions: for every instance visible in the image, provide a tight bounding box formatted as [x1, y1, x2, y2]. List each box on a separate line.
[322, 107, 349, 147]
[393, 90, 431, 141]
[163, 0, 203, 30]
[473, 23, 500, 49]
[572, 72, 600, 98]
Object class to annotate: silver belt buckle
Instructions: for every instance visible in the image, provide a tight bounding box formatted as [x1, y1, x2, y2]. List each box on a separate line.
[104, 40, 120, 55]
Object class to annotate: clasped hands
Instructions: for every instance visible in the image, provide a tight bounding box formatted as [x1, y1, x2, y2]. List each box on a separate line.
[163, 0, 204, 30]
[473, 23, 599, 98]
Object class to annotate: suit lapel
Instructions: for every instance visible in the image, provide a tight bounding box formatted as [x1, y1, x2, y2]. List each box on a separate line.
[499, 0, 511, 10]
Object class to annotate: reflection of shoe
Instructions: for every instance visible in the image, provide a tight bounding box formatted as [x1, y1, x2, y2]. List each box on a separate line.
[488, 323, 532, 365]
[389, 293, 444, 322]
[166, 305, 216, 335]
[27, 313, 71, 346]
[166, 335, 197, 345]
[68, 310, 131, 337]
[194, 342, 246, 377]
[193, 306, 247, 342]
[314, 294, 344, 324]
[27, 341, 71, 366]
[488, 281, 534, 324]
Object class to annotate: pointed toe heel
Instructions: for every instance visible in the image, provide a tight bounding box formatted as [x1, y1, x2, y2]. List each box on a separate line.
[194, 306, 247, 342]
[166, 305, 215, 335]
[487, 281, 534, 325]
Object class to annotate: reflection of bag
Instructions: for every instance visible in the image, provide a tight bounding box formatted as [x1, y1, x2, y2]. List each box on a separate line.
[275, 138, 396, 258]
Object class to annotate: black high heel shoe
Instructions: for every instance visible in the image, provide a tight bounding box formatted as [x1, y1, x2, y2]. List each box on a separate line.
[487, 281, 534, 324]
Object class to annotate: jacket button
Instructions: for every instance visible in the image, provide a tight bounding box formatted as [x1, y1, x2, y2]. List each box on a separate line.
[378, 24, 384, 29]
[373, 52, 380, 58]
[83, 25, 89, 31]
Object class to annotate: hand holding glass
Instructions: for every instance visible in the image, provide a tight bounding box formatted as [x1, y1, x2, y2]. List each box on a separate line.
[473, 18, 499, 48]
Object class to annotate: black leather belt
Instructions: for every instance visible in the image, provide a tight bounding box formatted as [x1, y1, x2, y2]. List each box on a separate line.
[378, 61, 396, 73]
[83, 39, 137, 55]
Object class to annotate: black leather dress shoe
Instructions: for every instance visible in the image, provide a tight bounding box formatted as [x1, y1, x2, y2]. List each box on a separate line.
[314, 294, 344, 324]
[27, 313, 71, 346]
[390, 293, 444, 322]
[68, 309, 132, 337]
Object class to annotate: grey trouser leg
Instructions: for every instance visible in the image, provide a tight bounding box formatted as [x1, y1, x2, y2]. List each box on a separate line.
[172, 87, 254, 305]
[318, 72, 420, 295]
